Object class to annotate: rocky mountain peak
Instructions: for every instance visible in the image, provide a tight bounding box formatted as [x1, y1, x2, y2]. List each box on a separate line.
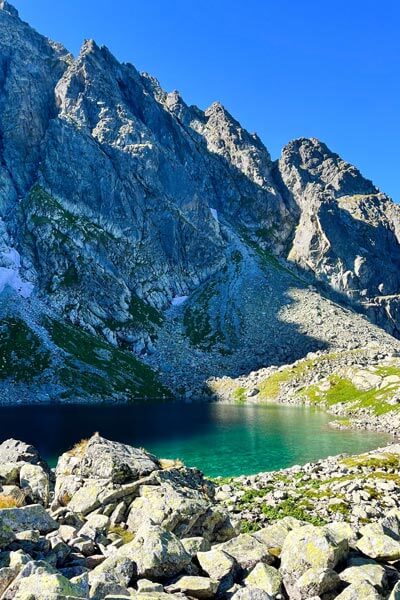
[0, 0, 18, 17]
[280, 137, 378, 201]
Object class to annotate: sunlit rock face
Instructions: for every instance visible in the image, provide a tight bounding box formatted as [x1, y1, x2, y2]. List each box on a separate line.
[279, 138, 400, 335]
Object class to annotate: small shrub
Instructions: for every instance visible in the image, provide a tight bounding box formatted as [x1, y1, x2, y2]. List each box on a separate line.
[0, 495, 21, 509]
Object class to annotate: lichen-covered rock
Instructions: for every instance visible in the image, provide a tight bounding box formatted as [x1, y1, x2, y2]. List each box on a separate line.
[181, 536, 210, 556]
[251, 518, 303, 555]
[0, 440, 43, 468]
[0, 463, 23, 485]
[280, 524, 348, 592]
[244, 563, 282, 597]
[293, 567, 341, 600]
[167, 575, 219, 599]
[19, 463, 49, 506]
[197, 548, 237, 583]
[117, 524, 191, 579]
[216, 533, 274, 572]
[0, 517, 15, 549]
[339, 563, 387, 591]
[231, 587, 274, 600]
[0, 550, 30, 594]
[356, 522, 400, 560]
[127, 467, 232, 542]
[88, 555, 134, 599]
[67, 484, 104, 516]
[1, 560, 83, 600]
[335, 580, 384, 599]
[56, 435, 159, 485]
[137, 579, 164, 593]
[0, 504, 58, 534]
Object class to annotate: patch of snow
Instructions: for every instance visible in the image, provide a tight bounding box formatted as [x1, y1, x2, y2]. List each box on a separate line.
[210, 208, 219, 223]
[0, 248, 34, 299]
[171, 295, 188, 307]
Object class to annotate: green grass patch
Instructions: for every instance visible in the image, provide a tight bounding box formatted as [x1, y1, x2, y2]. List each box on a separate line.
[0, 318, 51, 382]
[301, 374, 398, 415]
[240, 520, 261, 533]
[256, 352, 340, 400]
[261, 498, 326, 526]
[44, 317, 170, 401]
[340, 452, 400, 470]
[129, 296, 164, 328]
[183, 281, 225, 350]
[233, 387, 247, 404]
[25, 185, 116, 245]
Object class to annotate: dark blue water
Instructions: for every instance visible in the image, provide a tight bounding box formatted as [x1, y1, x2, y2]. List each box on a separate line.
[0, 403, 391, 477]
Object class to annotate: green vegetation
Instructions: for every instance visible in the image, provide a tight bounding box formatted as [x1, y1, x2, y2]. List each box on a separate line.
[129, 295, 164, 329]
[183, 281, 225, 350]
[231, 250, 243, 264]
[301, 372, 399, 416]
[261, 498, 326, 526]
[0, 318, 51, 382]
[44, 317, 170, 401]
[256, 352, 340, 400]
[25, 185, 115, 245]
[340, 452, 400, 470]
[108, 525, 135, 544]
[239, 488, 272, 505]
[61, 264, 80, 288]
[328, 501, 349, 516]
[256, 227, 275, 241]
[233, 387, 247, 404]
[240, 520, 261, 533]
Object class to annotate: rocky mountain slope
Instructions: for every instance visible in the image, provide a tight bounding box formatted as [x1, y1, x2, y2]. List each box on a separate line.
[1, 1, 400, 402]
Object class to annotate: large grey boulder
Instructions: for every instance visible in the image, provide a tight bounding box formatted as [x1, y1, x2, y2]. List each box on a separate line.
[0, 440, 43, 467]
[356, 522, 400, 560]
[56, 435, 160, 484]
[0, 504, 58, 534]
[1, 560, 84, 600]
[339, 563, 387, 591]
[335, 580, 384, 599]
[216, 533, 274, 572]
[126, 467, 234, 542]
[117, 524, 191, 579]
[19, 463, 49, 506]
[0, 517, 15, 549]
[244, 563, 282, 598]
[166, 575, 219, 599]
[88, 554, 134, 599]
[280, 524, 348, 594]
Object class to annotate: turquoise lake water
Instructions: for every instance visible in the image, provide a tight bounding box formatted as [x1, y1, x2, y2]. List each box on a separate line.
[0, 403, 391, 477]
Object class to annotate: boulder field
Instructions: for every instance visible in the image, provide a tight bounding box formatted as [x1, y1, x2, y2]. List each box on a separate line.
[0, 434, 399, 599]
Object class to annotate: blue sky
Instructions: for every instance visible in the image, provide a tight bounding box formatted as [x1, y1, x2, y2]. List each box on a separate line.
[15, 0, 400, 201]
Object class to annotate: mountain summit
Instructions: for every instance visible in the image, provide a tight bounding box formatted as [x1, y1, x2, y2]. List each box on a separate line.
[1, 2, 400, 402]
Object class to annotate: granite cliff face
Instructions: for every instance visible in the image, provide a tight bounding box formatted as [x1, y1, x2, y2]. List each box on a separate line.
[0, 2, 399, 402]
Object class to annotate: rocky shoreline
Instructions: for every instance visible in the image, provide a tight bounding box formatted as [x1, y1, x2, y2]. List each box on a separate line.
[210, 346, 400, 437]
[0, 434, 399, 599]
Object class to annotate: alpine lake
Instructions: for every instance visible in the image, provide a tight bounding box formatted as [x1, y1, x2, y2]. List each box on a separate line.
[0, 402, 391, 477]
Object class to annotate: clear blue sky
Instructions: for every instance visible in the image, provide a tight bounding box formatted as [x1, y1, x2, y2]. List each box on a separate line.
[15, 0, 400, 201]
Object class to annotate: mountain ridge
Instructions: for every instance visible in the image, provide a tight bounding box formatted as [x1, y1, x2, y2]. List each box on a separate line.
[1, 2, 400, 404]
